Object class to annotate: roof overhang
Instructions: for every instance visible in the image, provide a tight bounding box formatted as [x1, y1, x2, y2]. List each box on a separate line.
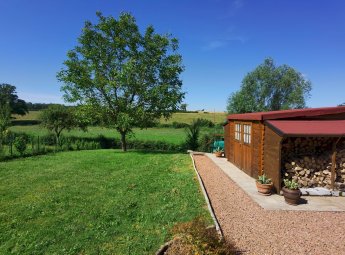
[227, 106, 345, 121]
[265, 120, 345, 137]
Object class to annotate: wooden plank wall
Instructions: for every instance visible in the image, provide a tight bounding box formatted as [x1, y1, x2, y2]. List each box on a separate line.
[264, 126, 283, 193]
[228, 122, 235, 162]
[224, 123, 230, 159]
[251, 121, 263, 177]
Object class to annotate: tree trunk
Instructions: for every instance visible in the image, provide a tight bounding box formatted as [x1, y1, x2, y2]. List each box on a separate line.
[120, 131, 127, 152]
[55, 133, 60, 151]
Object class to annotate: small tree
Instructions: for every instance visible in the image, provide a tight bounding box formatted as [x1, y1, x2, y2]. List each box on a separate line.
[227, 58, 312, 113]
[180, 103, 187, 112]
[57, 12, 184, 151]
[40, 105, 86, 147]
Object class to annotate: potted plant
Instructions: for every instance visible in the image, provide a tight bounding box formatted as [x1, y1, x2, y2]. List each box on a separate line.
[213, 147, 224, 157]
[282, 179, 301, 205]
[256, 174, 273, 196]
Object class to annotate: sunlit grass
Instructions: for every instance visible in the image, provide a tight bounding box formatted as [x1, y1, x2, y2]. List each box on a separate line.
[0, 150, 210, 254]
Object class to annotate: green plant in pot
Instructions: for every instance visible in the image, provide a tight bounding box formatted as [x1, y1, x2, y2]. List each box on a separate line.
[282, 179, 301, 205]
[256, 173, 273, 195]
[214, 147, 224, 157]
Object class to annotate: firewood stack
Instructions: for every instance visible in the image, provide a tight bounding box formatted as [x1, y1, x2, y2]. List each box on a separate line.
[281, 137, 345, 190]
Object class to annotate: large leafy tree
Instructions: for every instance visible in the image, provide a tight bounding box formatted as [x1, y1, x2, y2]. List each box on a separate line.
[57, 12, 184, 151]
[227, 58, 312, 113]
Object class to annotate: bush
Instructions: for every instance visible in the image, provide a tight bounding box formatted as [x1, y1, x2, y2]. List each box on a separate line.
[165, 217, 237, 255]
[199, 133, 214, 152]
[13, 135, 28, 155]
[4, 132, 185, 161]
[185, 120, 201, 151]
[195, 118, 215, 128]
[40, 133, 57, 146]
[172, 122, 189, 129]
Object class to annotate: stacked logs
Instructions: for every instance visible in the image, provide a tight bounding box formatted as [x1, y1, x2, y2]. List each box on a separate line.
[282, 137, 345, 190]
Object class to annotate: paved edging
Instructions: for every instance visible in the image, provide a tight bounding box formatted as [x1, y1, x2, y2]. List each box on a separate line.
[205, 153, 345, 211]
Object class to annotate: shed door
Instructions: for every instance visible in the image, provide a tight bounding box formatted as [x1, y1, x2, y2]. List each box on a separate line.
[233, 122, 252, 175]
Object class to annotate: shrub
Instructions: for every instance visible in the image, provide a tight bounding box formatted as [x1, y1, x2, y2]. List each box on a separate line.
[40, 133, 57, 146]
[13, 135, 28, 155]
[172, 121, 189, 129]
[165, 217, 237, 255]
[199, 133, 214, 152]
[195, 118, 215, 128]
[185, 120, 201, 151]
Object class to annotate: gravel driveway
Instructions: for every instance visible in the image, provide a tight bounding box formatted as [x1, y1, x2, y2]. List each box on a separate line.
[193, 154, 345, 255]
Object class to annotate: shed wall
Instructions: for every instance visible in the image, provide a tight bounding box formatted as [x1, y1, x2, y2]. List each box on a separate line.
[224, 120, 263, 178]
[251, 121, 263, 177]
[264, 126, 283, 192]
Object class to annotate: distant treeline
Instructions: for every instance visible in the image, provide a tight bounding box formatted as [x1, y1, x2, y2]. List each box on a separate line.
[26, 103, 57, 111]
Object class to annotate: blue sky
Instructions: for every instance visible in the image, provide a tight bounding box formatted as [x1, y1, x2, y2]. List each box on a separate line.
[0, 0, 344, 111]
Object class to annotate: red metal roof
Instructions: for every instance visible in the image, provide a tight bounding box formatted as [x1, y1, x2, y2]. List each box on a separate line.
[227, 106, 345, 121]
[266, 120, 345, 136]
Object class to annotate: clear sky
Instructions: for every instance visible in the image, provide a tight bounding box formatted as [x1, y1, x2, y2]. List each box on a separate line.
[0, 0, 344, 111]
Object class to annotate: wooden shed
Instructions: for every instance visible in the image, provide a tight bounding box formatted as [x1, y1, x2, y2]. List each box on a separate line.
[224, 106, 345, 193]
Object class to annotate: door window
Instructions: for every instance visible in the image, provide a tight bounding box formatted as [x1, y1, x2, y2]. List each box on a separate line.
[243, 124, 251, 144]
[235, 123, 241, 141]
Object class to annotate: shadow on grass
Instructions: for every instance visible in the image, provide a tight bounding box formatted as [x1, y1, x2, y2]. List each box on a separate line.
[115, 149, 187, 155]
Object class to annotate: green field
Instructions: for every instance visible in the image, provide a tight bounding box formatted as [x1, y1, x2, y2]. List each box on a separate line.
[10, 125, 187, 144]
[160, 112, 226, 124]
[0, 150, 209, 254]
[10, 111, 225, 145]
[13, 111, 227, 124]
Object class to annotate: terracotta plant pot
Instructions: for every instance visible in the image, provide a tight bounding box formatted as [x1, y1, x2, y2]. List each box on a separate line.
[256, 181, 273, 196]
[214, 151, 222, 157]
[282, 187, 301, 205]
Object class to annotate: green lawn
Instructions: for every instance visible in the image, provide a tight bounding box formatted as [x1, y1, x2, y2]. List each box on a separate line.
[0, 150, 210, 254]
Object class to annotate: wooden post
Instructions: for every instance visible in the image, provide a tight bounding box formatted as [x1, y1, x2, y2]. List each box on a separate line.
[331, 137, 342, 190]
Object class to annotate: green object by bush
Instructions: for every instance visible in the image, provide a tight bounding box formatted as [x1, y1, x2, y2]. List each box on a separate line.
[13, 135, 28, 155]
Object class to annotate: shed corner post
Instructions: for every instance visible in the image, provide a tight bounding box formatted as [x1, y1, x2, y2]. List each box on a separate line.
[277, 136, 284, 193]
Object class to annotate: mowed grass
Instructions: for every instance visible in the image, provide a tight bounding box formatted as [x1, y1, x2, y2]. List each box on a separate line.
[0, 150, 210, 254]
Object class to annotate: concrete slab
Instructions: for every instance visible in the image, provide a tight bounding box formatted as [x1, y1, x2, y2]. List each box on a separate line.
[205, 153, 345, 212]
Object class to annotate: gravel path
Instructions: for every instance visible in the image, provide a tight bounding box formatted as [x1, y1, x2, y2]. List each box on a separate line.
[193, 155, 345, 255]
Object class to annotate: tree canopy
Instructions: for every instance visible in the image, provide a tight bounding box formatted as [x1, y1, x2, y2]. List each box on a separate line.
[0, 84, 28, 116]
[40, 105, 86, 146]
[57, 12, 185, 151]
[227, 58, 312, 114]
[0, 84, 28, 151]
